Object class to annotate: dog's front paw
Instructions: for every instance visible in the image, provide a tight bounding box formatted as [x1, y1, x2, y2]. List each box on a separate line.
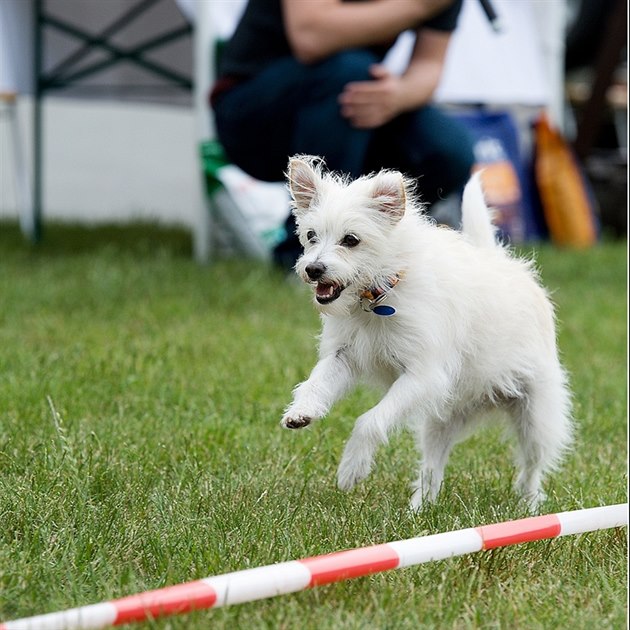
[337, 452, 373, 491]
[281, 414, 312, 429]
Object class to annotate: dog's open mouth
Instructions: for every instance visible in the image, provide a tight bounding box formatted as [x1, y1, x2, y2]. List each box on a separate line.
[315, 281, 345, 304]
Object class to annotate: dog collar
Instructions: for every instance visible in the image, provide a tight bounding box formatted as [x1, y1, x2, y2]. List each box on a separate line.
[360, 272, 404, 316]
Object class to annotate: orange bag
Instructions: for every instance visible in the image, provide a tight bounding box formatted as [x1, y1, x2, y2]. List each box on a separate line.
[533, 113, 598, 247]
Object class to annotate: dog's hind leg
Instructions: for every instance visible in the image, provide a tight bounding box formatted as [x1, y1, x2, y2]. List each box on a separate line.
[409, 415, 465, 511]
[510, 376, 572, 510]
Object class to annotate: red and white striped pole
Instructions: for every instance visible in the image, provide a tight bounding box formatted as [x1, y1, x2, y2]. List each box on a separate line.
[2, 504, 626, 630]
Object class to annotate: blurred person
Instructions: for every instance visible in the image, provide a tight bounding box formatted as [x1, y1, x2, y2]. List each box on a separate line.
[211, 0, 475, 269]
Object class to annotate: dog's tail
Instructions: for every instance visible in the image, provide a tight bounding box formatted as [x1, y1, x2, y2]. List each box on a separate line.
[461, 172, 498, 248]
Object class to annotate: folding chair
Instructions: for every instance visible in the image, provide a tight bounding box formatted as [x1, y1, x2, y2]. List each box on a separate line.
[191, 0, 281, 263]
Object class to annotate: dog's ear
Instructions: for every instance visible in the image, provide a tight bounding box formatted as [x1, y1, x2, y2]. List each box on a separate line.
[370, 171, 406, 222]
[287, 156, 322, 216]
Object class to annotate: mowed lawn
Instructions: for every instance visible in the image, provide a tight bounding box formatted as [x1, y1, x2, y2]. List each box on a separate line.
[0, 222, 626, 629]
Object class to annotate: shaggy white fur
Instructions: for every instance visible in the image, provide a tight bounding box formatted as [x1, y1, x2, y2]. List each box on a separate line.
[281, 155, 572, 511]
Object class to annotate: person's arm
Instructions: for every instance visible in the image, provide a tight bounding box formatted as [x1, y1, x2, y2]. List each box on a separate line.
[282, 0, 455, 64]
[338, 27, 452, 129]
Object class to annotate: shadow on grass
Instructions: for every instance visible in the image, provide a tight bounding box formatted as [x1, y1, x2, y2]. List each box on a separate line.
[0, 220, 193, 259]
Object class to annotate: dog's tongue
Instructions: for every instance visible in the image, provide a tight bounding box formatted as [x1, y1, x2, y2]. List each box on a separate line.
[316, 282, 337, 299]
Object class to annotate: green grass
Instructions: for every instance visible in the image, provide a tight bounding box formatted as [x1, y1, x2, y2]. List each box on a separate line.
[0, 222, 626, 628]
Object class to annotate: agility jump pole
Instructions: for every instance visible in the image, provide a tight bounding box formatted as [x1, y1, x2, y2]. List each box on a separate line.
[2, 504, 627, 630]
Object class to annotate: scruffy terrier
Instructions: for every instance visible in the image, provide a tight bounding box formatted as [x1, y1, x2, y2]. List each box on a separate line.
[281, 155, 572, 511]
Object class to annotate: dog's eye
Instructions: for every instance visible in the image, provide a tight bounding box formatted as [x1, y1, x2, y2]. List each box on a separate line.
[306, 230, 317, 243]
[341, 234, 360, 248]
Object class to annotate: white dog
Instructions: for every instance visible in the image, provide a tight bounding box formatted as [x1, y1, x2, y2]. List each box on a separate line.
[281, 155, 572, 511]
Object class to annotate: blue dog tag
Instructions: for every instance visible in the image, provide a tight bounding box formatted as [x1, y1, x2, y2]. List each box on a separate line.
[372, 305, 396, 317]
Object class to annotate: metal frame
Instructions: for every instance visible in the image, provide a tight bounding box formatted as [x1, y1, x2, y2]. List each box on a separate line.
[32, 0, 193, 241]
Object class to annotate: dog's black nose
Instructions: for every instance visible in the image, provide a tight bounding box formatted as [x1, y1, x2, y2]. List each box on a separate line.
[305, 262, 326, 280]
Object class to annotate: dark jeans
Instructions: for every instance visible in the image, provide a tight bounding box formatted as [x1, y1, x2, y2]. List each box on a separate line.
[213, 50, 475, 267]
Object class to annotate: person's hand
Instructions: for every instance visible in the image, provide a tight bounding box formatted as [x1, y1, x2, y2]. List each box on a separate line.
[338, 64, 405, 129]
